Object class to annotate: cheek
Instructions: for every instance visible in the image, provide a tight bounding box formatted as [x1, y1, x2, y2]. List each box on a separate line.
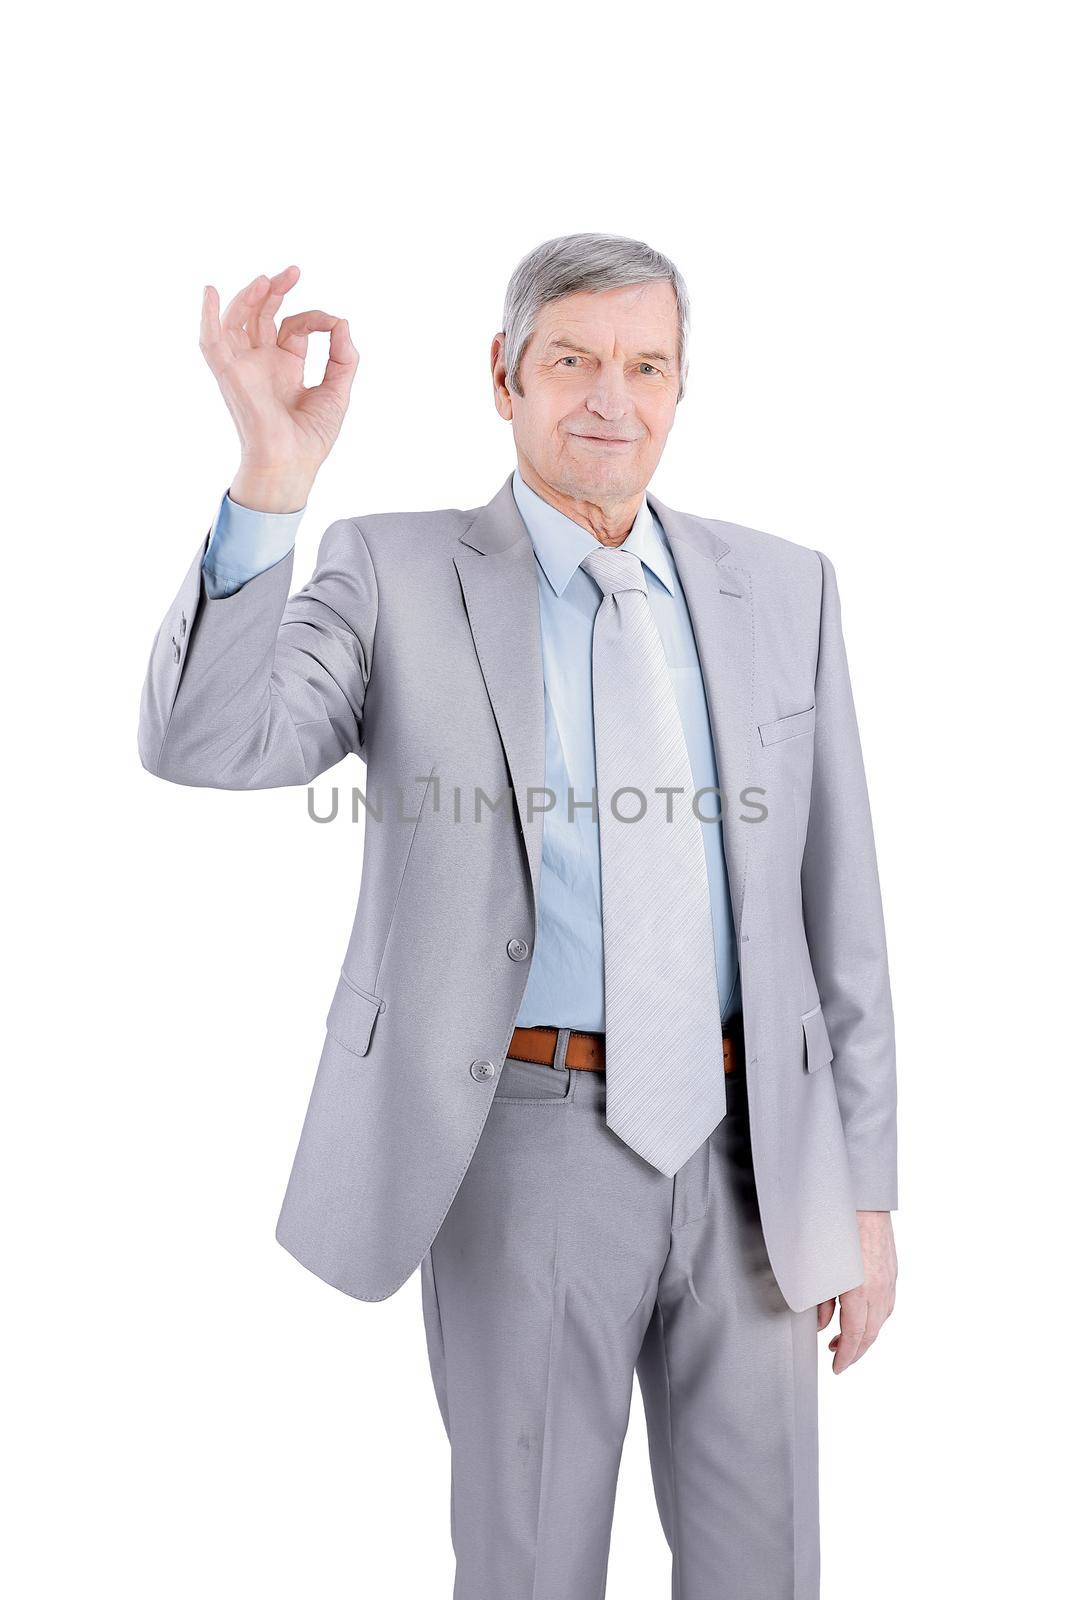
[515, 403, 570, 460]
[642, 405, 676, 448]
[523, 390, 563, 430]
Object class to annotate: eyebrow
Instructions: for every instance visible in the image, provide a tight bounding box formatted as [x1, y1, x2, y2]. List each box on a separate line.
[544, 335, 674, 367]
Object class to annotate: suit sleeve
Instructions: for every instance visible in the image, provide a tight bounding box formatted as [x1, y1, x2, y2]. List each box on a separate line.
[138, 513, 378, 788]
[800, 550, 898, 1210]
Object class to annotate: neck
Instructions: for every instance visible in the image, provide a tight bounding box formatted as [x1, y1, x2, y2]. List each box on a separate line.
[516, 454, 643, 547]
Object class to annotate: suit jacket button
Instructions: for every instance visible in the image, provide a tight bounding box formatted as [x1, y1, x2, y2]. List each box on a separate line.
[470, 1059, 496, 1081]
[506, 938, 530, 961]
[171, 637, 181, 663]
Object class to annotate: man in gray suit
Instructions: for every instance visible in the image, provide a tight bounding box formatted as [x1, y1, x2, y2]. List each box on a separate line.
[140, 233, 897, 1598]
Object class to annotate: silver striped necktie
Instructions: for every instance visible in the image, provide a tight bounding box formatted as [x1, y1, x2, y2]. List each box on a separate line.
[581, 545, 726, 1176]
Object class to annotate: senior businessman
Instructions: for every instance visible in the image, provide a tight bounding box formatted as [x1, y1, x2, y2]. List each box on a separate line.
[139, 232, 898, 1598]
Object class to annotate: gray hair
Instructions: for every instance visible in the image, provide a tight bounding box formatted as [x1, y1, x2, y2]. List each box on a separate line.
[500, 232, 691, 401]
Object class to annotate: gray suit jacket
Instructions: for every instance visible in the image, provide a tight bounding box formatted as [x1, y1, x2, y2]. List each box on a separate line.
[139, 472, 896, 1310]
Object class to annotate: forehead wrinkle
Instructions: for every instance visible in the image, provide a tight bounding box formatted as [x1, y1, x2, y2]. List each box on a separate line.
[542, 331, 675, 366]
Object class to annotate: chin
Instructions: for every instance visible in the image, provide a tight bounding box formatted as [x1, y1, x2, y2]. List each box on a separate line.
[542, 446, 643, 505]
[575, 462, 642, 501]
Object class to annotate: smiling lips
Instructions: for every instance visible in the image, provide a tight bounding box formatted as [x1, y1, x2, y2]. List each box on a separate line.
[571, 433, 638, 446]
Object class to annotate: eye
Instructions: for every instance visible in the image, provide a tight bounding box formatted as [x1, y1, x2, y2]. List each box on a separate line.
[638, 363, 662, 376]
[558, 355, 582, 367]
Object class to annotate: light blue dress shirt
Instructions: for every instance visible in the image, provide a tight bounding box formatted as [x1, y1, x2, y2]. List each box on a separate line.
[508, 468, 739, 1029]
[201, 470, 740, 1028]
[202, 487, 307, 599]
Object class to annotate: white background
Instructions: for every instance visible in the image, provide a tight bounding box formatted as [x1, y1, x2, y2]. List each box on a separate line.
[5, 2, 1064, 1594]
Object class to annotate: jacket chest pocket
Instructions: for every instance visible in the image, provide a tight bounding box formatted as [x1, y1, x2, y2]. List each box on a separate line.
[326, 972, 386, 1056]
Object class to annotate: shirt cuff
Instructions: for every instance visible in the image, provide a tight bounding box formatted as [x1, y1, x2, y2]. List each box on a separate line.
[202, 487, 306, 599]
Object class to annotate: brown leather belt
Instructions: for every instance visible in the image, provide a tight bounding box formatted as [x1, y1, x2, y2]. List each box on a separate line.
[507, 1019, 744, 1075]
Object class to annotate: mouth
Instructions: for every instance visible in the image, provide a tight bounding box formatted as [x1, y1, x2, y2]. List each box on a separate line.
[570, 434, 638, 449]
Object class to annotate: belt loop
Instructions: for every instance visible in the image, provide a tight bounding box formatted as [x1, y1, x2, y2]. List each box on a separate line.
[551, 1027, 572, 1072]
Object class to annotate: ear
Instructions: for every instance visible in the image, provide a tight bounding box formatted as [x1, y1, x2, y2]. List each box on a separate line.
[491, 331, 514, 419]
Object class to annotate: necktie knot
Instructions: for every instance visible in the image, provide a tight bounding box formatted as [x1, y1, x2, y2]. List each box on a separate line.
[580, 546, 648, 600]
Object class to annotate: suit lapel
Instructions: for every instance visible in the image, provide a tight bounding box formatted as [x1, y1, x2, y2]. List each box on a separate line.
[454, 475, 547, 916]
[647, 491, 755, 940]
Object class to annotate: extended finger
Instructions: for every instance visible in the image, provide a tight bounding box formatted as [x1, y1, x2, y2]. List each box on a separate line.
[250, 264, 301, 347]
[854, 1286, 894, 1361]
[832, 1293, 868, 1374]
[854, 1306, 885, 1362]
[221, 273, 271, 341]
[199, 285, 226, 373]
[817, 1298, 836, 1333]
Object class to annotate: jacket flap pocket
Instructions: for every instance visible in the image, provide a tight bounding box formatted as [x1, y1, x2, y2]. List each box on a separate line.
[801, 1003, 834, 1072]
[326, 973, 385, 1056]
[759, 705, 816, 746]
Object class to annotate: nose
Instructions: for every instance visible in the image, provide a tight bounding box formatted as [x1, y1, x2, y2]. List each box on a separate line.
[584, 362, 631, 423]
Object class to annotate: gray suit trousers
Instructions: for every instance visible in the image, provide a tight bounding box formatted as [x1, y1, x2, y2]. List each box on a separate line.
[421, 1046, 819, 1599]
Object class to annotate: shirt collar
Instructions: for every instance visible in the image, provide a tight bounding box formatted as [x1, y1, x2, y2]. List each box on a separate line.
[510, 466, 675, 599]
